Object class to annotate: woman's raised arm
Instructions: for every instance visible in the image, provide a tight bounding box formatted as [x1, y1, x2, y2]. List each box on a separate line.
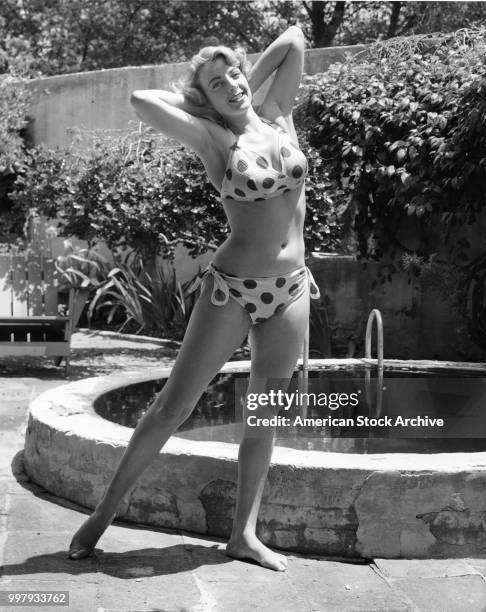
[130, 89, 215, 154]
[249, 26, 305, 119]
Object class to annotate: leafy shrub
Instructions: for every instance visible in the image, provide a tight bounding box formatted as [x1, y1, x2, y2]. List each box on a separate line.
[10, 130, 231, 260]
[0, 75, 31, 243]
[54, 240, 111, 292]
[10, 122, 353, 258]
[297, 29, 486, 348]
[88, 251, 200, 337]
[301, 138, 356, 254]
[299, 28, 486, 266]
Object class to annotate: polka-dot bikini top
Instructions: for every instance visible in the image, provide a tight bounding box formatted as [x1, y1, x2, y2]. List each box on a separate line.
[220, 118, 307, 202]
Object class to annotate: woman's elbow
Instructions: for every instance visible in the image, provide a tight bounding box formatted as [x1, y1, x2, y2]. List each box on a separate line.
[130, 89, 140, 106]
[130, 90, 144, 107]
[288, 25, 305, 48]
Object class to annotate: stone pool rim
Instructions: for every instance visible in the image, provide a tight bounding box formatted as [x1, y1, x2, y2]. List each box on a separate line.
[24, 358, 486, 558]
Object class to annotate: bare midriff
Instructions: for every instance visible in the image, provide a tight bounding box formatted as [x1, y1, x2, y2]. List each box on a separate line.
[212, 186, 306, 277]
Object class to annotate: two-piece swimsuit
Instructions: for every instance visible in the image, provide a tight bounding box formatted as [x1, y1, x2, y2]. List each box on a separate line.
[194, 118, 320, 325]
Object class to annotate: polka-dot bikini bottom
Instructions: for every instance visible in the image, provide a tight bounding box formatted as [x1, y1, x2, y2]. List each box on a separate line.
[200, 262, 321, 324]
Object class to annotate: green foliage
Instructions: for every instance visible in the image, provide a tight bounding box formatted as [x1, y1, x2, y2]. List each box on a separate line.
[0, 75, 31, 243]
[0, 78, 29, 173]
[332, 2, 486, 46]
[70, 142, 228, 260]
[300, 135, 355, 253]
[300, 29, 486, 265]
[54, 240, 110, 292]
[299, 28, 486, 348]
[10, 122, 352, 257]
[88, 252, 199, 337]
[0, 0, 287, 77]
[401, 2, 486, 38]
[3, 1, 485, 79]
[6, 145, 79, 245]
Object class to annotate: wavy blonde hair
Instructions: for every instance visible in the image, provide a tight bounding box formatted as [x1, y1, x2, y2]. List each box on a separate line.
[173, 46, 252, 125]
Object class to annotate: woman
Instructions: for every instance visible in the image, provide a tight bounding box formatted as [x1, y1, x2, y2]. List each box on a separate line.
[68, 25, 320, 572]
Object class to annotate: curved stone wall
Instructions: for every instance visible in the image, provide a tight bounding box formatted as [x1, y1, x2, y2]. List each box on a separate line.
[24, 362, 486, 558]
[24, 45, 367, 150]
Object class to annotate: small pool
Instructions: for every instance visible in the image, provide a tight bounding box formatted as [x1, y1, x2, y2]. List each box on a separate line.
[94, 366, 486, 454]
[24, 359, 486, 558]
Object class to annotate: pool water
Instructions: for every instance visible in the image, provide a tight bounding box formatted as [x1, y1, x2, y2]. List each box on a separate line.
[94, 368, 486, 454]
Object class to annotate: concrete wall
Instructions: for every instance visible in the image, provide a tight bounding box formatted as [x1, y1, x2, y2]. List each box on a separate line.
[309, 255, 483, 361]
[24, 45, 367, 150]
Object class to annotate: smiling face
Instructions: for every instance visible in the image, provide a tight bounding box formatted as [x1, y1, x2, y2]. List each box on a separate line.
[197, 56, 252, 120]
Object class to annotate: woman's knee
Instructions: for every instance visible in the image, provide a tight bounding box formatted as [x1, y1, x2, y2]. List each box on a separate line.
[150, 390, 193, 428]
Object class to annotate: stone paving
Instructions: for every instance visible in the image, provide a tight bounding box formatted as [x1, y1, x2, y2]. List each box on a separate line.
[1, 331, 486, 611]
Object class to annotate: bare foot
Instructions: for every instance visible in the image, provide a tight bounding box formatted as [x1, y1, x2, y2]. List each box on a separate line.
[226, 534, 288, 571]
[68, 510, 115, 560]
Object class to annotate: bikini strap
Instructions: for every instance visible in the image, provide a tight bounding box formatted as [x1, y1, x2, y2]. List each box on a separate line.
[223, 127, 240, 176]
[306, 267, 321, 300]
[187, 262, 230, 306]
[207, 263, 230, 305]
[260, 116, 286, 134]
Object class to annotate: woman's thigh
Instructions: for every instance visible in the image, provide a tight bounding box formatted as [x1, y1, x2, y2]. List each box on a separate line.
[249, 289, 309, 380]
[158, 275, 251, 410]
[239, 291, 309, 433]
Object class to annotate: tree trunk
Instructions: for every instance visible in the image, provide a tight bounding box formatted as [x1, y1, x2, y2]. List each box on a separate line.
[308, 1, 346, 48]
[387, 1, 403, 38]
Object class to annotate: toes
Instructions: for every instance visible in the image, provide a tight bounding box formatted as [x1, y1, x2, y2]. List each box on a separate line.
[68, 537, 94, 560]
[269, 556, 288, 572]
[225, 540, 288, 572]
[277, 559, 288, 571]
[68, 548, 93, 560]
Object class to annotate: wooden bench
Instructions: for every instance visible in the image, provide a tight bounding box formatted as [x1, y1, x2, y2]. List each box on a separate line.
[0, 253, 83, 376]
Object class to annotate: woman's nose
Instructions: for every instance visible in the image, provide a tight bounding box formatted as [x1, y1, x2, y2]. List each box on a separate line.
[225, 77, 239, 91]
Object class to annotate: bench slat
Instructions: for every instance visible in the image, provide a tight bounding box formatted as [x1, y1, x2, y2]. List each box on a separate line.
[0, 316, 69, 322]
[0, 254, 74, 374]
[0, 320, 69, 342]
[0, 342, 70, 357]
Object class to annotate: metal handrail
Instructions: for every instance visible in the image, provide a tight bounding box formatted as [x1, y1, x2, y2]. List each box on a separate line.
[298, 323, 310, 418]
[364, 309, 384, 419]
[365, 308, 384, 368]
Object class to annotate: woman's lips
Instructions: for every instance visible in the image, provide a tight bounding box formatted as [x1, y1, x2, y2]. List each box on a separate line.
[229, 91, 246, 103]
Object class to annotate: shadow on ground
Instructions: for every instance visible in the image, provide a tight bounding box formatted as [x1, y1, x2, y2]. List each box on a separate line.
[0, 543, 229, 580]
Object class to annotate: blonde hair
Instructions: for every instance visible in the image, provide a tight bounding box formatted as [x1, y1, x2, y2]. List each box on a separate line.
[173, 46, 252, 125]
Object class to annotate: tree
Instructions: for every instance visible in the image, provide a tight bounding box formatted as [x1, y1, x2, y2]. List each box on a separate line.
[295, 1, 486, 48]
[387, 1, 403, 38]
[302, 1, 346, 47]
[400, 1, 486, 36]
[1, 1, 485, 77]
[0, 0, 285, 77]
